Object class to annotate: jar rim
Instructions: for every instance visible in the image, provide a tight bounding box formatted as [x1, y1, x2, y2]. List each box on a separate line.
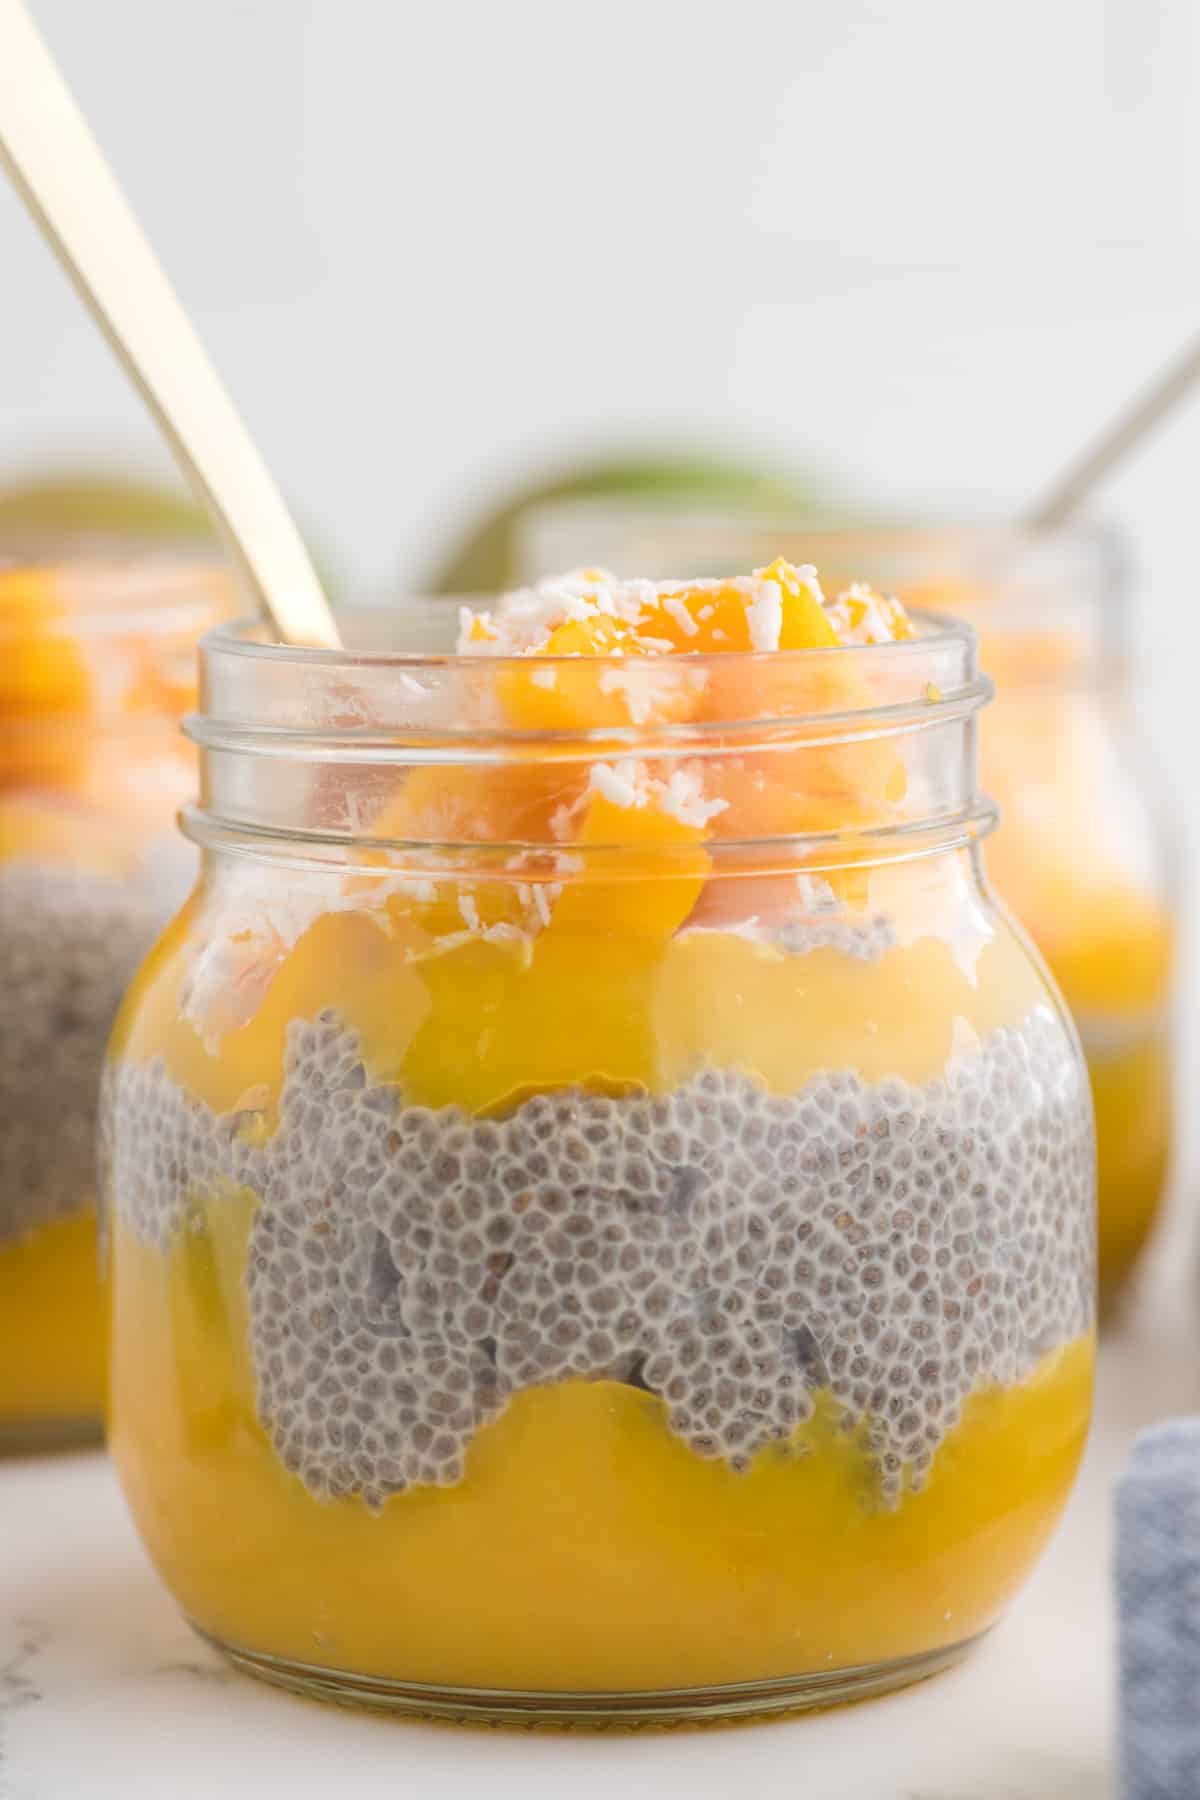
[190, 598, 992, 868]
[191, 601, 989, 751]
[202, 596, 976, 671]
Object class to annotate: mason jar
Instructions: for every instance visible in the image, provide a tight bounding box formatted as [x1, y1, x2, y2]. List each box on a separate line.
[102, 593, 1095, 1722]
[520, 508, 1174, 1297]
[0, 551, 227, 1445]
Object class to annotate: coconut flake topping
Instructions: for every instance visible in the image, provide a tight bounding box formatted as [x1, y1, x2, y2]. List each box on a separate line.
[455, 560, 904, 659]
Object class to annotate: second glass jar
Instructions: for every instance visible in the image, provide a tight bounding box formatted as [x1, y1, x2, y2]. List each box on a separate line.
[0, 551, 227, 1444]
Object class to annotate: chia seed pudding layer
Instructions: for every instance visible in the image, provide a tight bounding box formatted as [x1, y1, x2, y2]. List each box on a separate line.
[102, 995, 1095, 1512]
[0, 859, 164, 1247]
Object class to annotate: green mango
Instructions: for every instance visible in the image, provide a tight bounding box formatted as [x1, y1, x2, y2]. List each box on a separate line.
[0, 470, 340, 598]
[0, 471, 214, 543]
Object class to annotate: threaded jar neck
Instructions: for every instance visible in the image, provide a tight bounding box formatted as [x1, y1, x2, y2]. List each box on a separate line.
[185, 600, 995, 875]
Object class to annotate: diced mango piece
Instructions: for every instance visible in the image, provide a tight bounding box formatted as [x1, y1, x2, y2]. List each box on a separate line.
[761, 558, 843, 650]
[372, 762, 582, 848]
[430, 561, 918, 929]
[633, 562, 838, 661]
[497, 620, 701, 734]
[826, 583, 916, 646]
[546, 776, 710, 941]
[0, 567, 91, 716]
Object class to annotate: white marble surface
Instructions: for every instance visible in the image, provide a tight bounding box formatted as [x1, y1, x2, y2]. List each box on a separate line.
[2, 1250, 1198, 1800]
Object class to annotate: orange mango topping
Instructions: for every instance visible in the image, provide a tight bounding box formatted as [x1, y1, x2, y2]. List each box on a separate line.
[178, 562, 922, 1050]
[461, 559, 849, 666]
[446, 562, 917, 917]
[826, 581, 917, 646]
[0, 566, 93, 786]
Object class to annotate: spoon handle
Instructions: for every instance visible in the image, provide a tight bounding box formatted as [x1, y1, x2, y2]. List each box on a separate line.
[0, 0, 339, 647]
[1027, 332, 1200, 532]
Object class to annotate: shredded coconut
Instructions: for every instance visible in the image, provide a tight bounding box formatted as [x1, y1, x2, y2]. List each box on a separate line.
[453, 569, 622, 655]
[530, 667, 557, 690]
[391, 876, 438, 903]
[588, 759, 645, 810]
[456, 559, 904, 664]
[457, 893, 481, 932]
[746, 578, 784, 653]
[658, 768, 731, 829]
[596, 664, 674, 726]
[180, 866, 391, 1052]
[553, 588, 595, 624]
[482, 921, 523, 947]
[662, 595, 699, 639]
[794, 873, 840, 914]
[830, 582, 890, 645]
[796, 563, 825, 606]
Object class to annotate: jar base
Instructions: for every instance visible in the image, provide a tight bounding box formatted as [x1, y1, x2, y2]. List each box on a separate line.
[0, 1415, 103, 1454]
[197, 1628, 981, 1726]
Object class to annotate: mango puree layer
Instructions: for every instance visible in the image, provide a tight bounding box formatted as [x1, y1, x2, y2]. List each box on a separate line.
[108, 879, 1092, 1692]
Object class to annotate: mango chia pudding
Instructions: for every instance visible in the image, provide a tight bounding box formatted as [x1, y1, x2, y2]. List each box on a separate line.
[102, 561, 1095, 1721]
[880, 541, 1167, 1296]
[0, 556, 224, 1443]
[967, 656, 1169, 1294]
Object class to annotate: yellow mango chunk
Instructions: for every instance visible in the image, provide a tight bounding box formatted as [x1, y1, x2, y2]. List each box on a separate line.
[498, 621, 701, 734]
[0, 566, 91, 716]
[372, 762, 582, 848]
[826, 582, 917, 646]
[546, 775, 711, 941]
[633, 561, 838, 658]
[332, 563, 920, 953]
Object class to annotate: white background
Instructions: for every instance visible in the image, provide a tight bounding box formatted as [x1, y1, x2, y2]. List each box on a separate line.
[0, 0, 1197, 800]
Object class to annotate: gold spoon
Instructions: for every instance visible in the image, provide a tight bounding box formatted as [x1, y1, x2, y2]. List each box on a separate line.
[0, 0, 340, 649]
[1026, 331, 1200, 531]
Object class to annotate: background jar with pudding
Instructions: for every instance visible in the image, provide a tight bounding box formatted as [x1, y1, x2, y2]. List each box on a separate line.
[102, 577, 1095, 1722]
[900, 533, 1174, 1297]
[519, 511, 1176, 1298]
[0, 551, 229, 1445]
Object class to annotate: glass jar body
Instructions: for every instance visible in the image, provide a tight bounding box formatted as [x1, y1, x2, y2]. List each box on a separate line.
[104, 830, 1094, 1719]
[0, 557, 222, 1445]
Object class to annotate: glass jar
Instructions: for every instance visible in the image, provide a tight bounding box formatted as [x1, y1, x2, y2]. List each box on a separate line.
[102, 596, 1095, 1722]
[519, 507, 1175, 1297]
[0, 552, 228, 1445]
[882, 530, 1174, 1298]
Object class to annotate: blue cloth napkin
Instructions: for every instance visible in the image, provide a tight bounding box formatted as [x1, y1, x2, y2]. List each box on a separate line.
[1117, 1418, 1200, 1799]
